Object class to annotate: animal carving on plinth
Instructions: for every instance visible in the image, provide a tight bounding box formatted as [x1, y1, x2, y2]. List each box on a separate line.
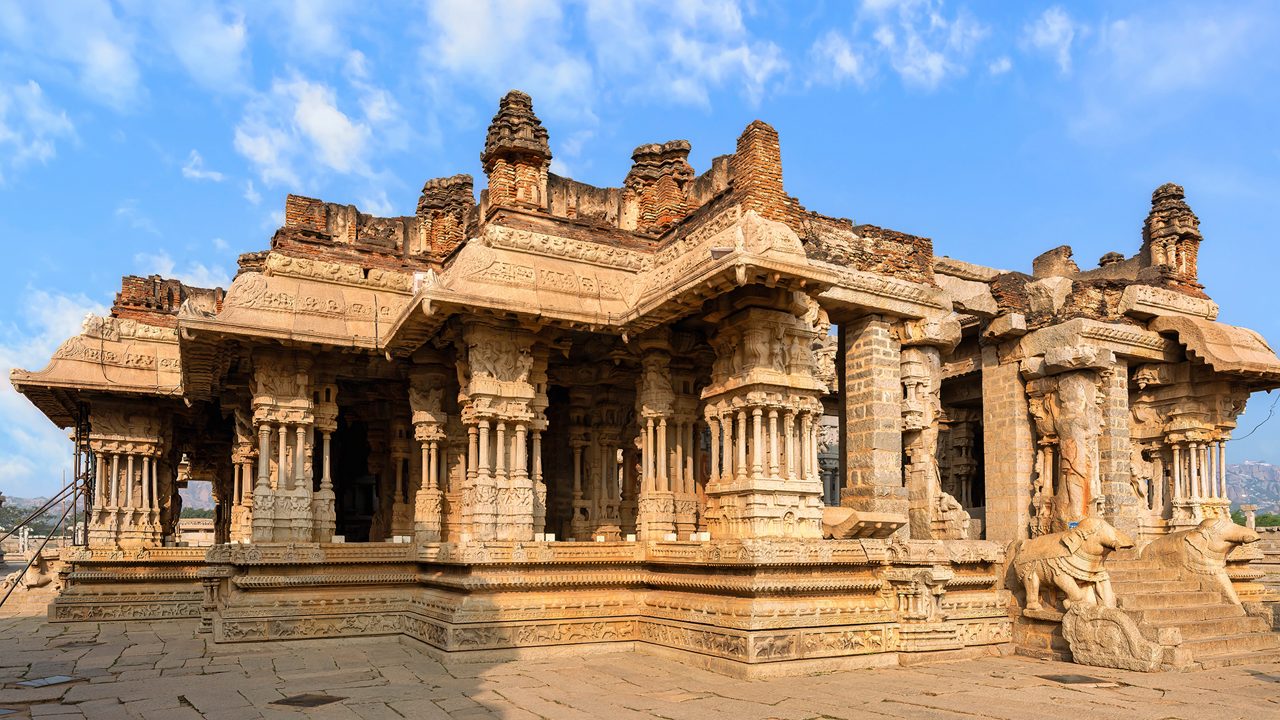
[1139, 517, 1259, 605]
[1008, 517, 1133, 612]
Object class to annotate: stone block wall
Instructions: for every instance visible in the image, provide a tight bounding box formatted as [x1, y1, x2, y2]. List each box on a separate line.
[981, 346, 1034, 543]
[841, 316, 906, 514]
[112, 275, 224, 328]
[730, 120, 789, 225]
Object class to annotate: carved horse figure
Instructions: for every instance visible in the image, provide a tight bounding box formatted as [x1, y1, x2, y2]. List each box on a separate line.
[1140, 517, 1259, 605]
[1009, 517, 1134, 611]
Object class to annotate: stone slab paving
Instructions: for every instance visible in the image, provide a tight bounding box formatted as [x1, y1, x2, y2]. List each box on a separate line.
[0, 608, 1277, 720]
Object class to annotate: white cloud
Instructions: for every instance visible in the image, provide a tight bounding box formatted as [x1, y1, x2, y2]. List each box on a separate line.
[581, 1, 788, 108]
[420, 0, 787, 115]
[809, 30, 872, 87]
[0, 289, 106, 497]
[1022, 6, 1078, 74]
[988, 56, 1012, 76]
[243, 179, 262, 205]
[134, 250, 232, 289]
[268, 0, 354, 60]
[0, 80, 76, 183]
[181, 149, 226, 182]
[234, 74, 401, 189]
[0, 0, 141, 110]
[427, 0, 595, 113]
[1066, 5, 1272, 139]
[858, 0, 989, 90]
[114, 199, 160, 235]
[357, 190, 395, 216]
[212, 237, 229, 251]
[143, 1, 249, 91]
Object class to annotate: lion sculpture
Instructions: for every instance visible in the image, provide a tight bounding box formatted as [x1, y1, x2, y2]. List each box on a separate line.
[1139, 517, 1258, 605]
[1009, 516, 1134, 612]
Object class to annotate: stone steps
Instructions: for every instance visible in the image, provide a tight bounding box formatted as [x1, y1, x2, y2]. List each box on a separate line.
[1126, 602, 1244, 625]
[1110, 579, 1202, 594]
[1107, 568, 1182, 583]
[1109, 559, 1280, 668]
[1117, 591, 1224, 610]
[1164, 615, 1271, 641]
[1181, 631, 1280, 657]
[1196, 646, 1280, 669]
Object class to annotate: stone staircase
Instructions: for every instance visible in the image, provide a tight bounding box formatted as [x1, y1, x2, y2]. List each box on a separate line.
[1108, 556, 1280, 668]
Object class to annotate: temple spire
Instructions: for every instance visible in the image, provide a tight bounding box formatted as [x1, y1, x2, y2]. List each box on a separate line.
[480, 90, 551, 213]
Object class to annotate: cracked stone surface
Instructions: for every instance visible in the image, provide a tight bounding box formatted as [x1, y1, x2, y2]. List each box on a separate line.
[1, 608, 1277, 719]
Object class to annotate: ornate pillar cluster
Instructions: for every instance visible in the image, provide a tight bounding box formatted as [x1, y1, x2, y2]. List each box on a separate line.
[249, 353, 316, 543]
[455, 321, 543, 542]
[227, 409, 258, 543]
[700, 295, 826, 539]
[311, 383, 338, 542]
[899, 319, 969, 540]
[937, 408, 980, 510]
[410, 363, 448, 543]
[389, 418, 414, 537]
[1129, 362, 1247, 528]
[88, 402, 167, 549]
[565, 385, 634, 541]
[634, 331, 678, 540]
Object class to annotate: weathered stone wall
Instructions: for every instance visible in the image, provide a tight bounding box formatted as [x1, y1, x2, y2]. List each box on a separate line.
[113, 275, 224, 328]
[980, 346, 1034, 543]
[841, 316, 905, 516]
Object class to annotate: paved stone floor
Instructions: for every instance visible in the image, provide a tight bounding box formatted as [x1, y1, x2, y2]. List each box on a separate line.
[1, 599, 1278, 720]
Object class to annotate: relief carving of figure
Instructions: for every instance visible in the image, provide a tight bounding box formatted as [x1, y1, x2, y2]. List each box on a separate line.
[1053, 373, 1100, 529]
[1008, 517, 1134, 612]
[743, 327, 770, 370]
[772, 325, 790, 372]
[1139, 517, 1259, 605]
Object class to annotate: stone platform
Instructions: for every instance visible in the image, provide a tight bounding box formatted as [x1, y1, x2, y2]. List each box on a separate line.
[1, 609, 1276, 720]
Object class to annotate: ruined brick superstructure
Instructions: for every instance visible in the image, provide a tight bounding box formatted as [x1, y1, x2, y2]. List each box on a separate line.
[13, 91, 1280, 674]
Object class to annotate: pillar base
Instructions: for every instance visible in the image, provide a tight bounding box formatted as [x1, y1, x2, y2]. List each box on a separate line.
[704, 479, 823, 539]
[637, 492, 676, 540]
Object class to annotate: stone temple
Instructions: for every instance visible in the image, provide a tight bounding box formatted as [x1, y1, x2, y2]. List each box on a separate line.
[12, 90, 1280, 675]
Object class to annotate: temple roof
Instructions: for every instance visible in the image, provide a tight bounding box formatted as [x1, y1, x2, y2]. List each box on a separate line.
[1150, 315, 1280, 382]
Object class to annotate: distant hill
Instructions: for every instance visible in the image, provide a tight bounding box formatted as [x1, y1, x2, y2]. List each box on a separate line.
[1228, 461, 1280, 514]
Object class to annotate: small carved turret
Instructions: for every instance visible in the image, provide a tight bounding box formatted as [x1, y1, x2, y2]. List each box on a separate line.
[1142, 182, 1204, 294]
[622, 140, 694, 235]
[480, 90, 551, 213]
[414, 174, 474, 259]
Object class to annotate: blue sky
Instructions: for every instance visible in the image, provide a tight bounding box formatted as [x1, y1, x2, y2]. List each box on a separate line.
[2, 0, 1279, 498]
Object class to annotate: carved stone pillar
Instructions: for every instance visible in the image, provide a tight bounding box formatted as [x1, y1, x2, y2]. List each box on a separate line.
[635, 334, 677, 539]
[310, 382, 338, 542]
[901, 330, 969, 541]
[701, 296, 826, 538]
[410, 364, 448, 544]
[249, 352, 315, 543]
[456, 321, 538, 542]
[86, 402, 167, 549]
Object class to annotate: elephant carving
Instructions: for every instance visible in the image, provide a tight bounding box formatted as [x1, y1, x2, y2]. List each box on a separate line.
[1139, 517, 1259, 605]
[1009, 517, 1134, 611]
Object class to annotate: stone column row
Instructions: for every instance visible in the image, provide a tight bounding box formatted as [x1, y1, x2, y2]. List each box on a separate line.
[706, 407, 820, 485]
[250, 421, 314, 493]
[1169, 439, 1229, 506]
[94, 450, 159, 512]
[463, 417, 538, 541]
